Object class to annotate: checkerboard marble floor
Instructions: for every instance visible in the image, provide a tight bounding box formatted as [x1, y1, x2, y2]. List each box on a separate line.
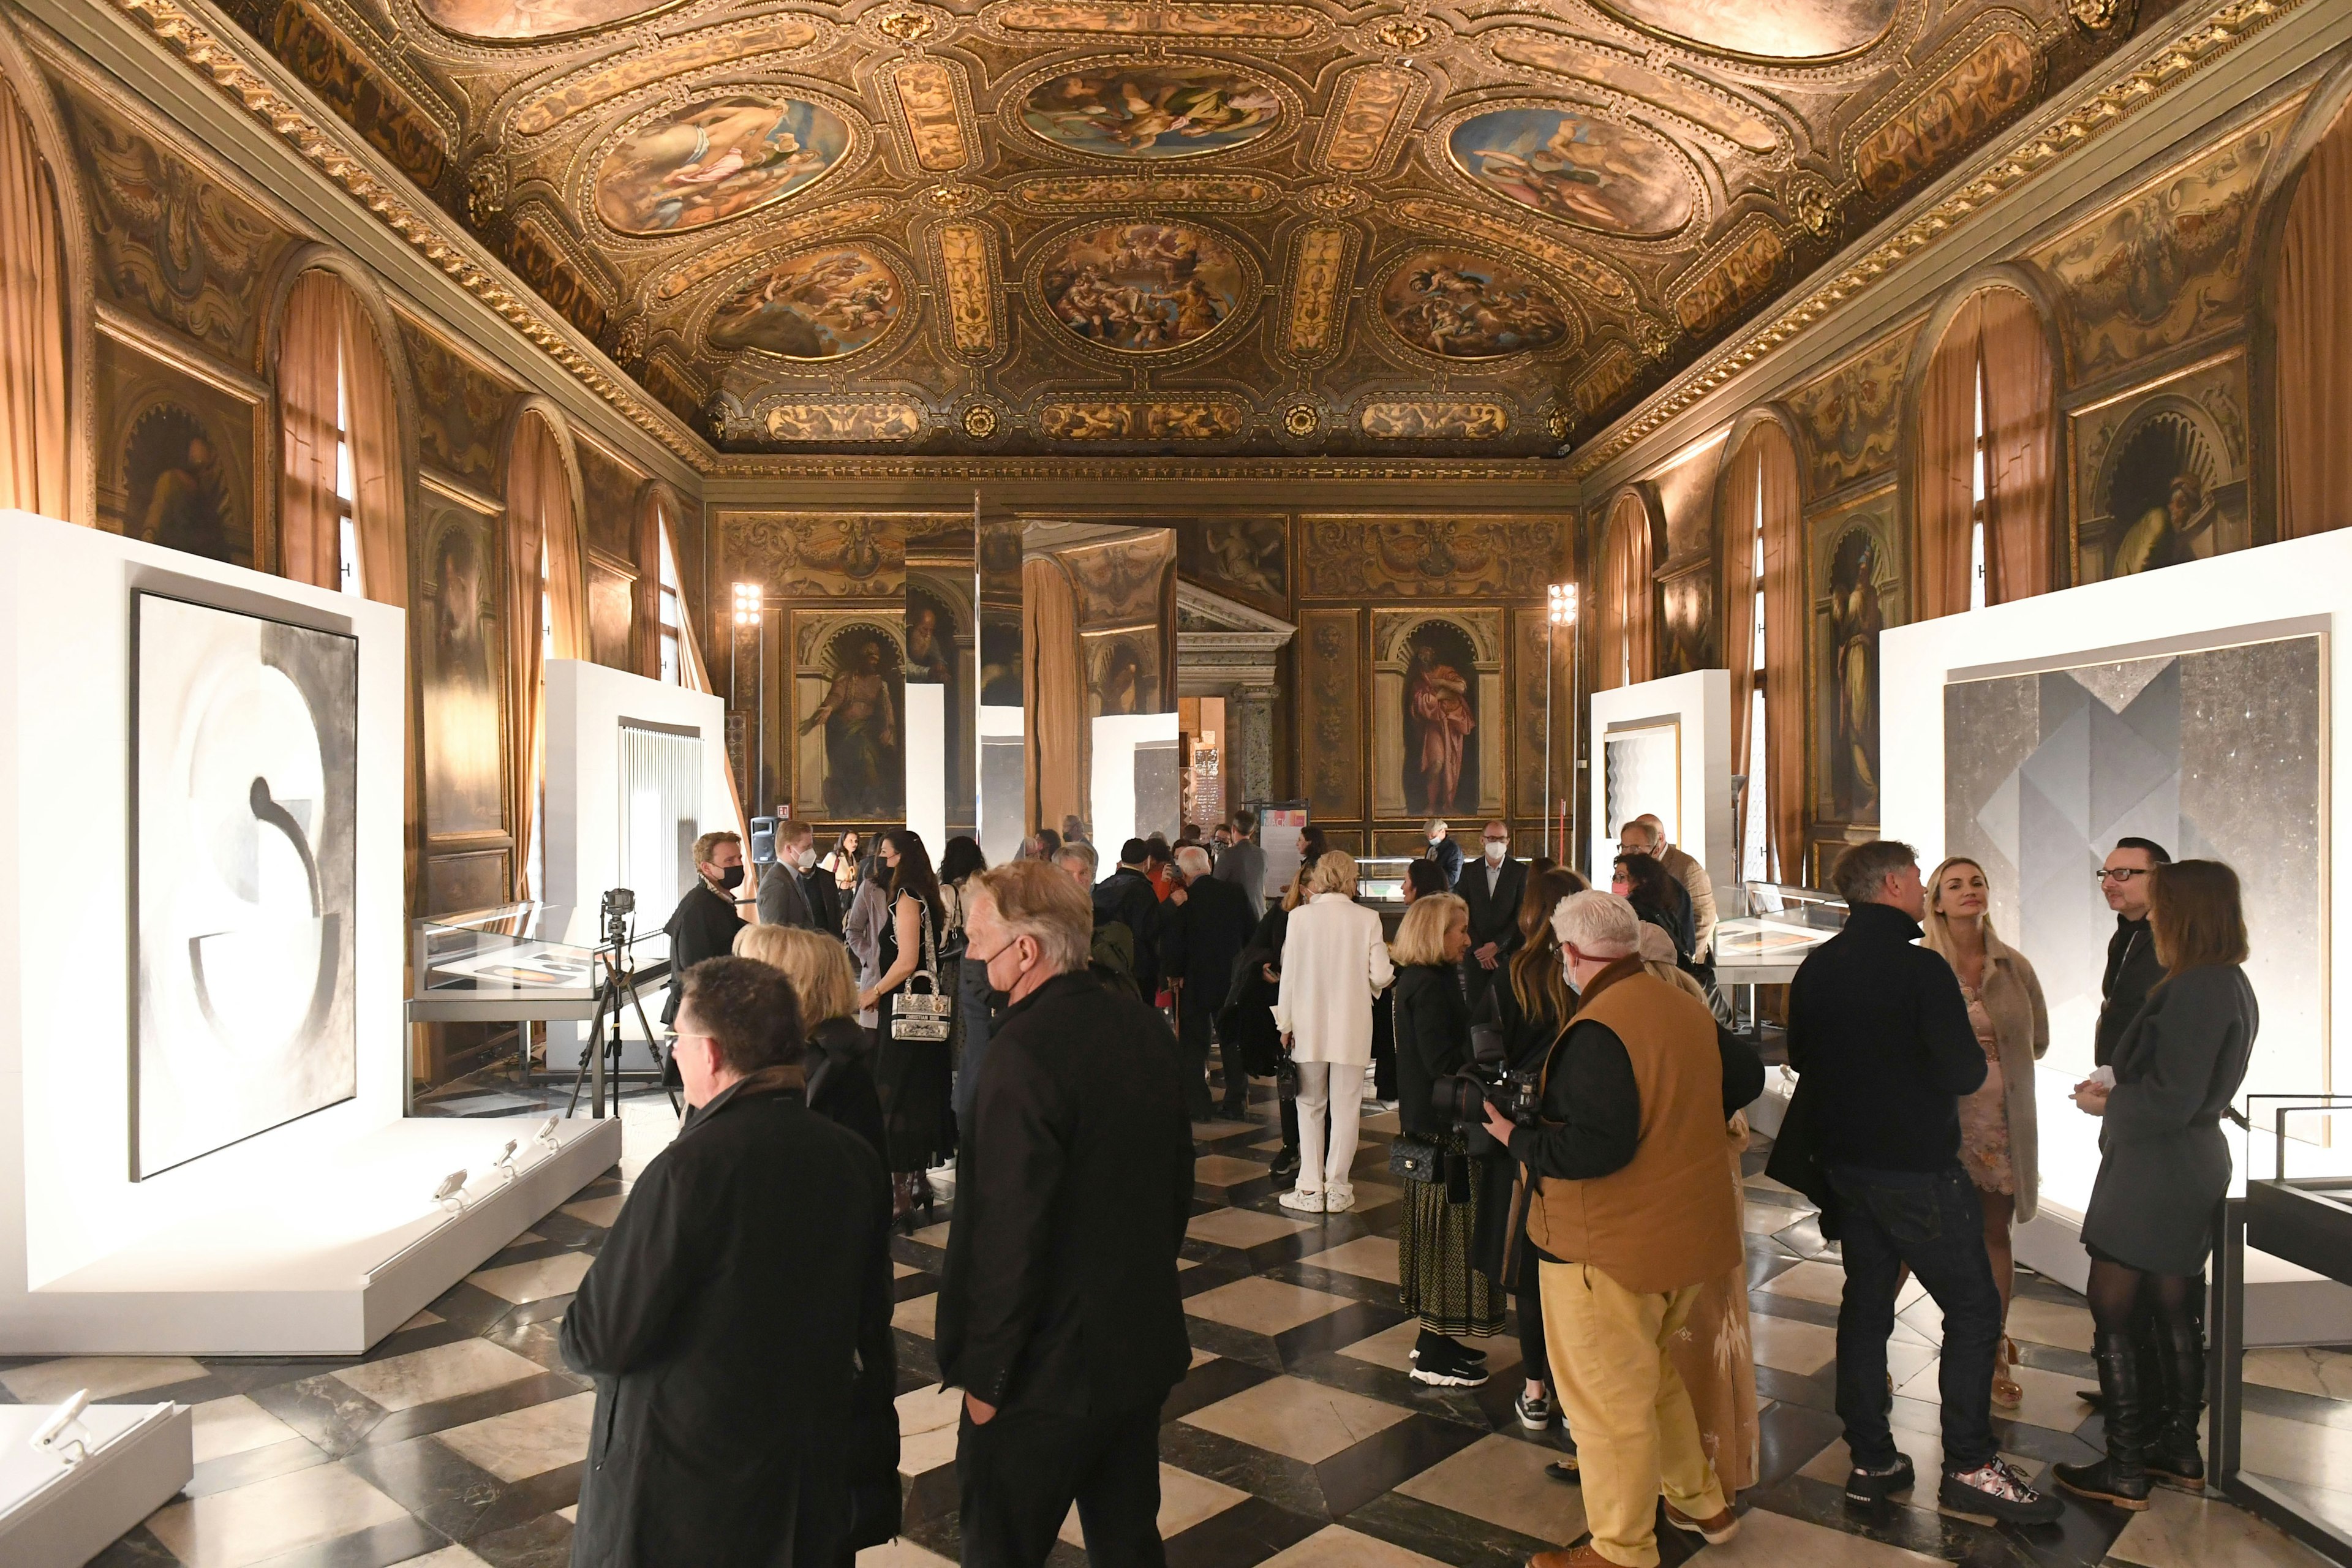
[16, 1077, 2345, 1568]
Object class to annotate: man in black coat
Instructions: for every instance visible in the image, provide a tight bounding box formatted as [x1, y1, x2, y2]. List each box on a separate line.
[2095, 836, 2171, 1066]
[755, 819, 842, 935]
[1160, 845, 1258, 1120]
[1457, 820, 1526, 1012]
[940, 862, 1195, 1568]
[1785, 840, 2060, 1527]
[563, 957, 897, 1567]
[1091, 837, 1164, 998]
[660, 830, 747, 1026]
[1423, 818, 1465, 888]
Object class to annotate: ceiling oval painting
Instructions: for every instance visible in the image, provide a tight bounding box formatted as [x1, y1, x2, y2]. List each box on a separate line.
[1586, 0, 1899, 61]
[1446, 107, 1695, 237]
[1019, 60, 1286, 160]
[1378, 251, 1570, 360]
[594, 96, 851, 236]
[707, 247, 904, 361]
[418, 0, 677, 43]
[1037, 222, 1248, 354]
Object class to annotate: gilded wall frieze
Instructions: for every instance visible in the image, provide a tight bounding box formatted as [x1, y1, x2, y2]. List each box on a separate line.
[1281, 222, 1354, 363]
[1782, 318, 1921, 492]
[1011, 173, 1281, 211]
[748, 398, 929, 443]
[1035, 398, 1246, 440]
[506, 15, 829, 137]
[978, 0, 1328, 45]
[885, 56, 973, 173]
[932, 221, 1000, 358]
[1667, 216, 1786, 337]
[1849, 26, 2040, 200]
[1482, 29, 1784, 156]
[1358, 401, 1511, 441]
[1298, 515, 1568, 599]
[1313, 65, 1423, 177]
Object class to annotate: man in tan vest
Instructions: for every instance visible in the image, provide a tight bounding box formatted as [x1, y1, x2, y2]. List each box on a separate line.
[1481, 891, 1762, 1568]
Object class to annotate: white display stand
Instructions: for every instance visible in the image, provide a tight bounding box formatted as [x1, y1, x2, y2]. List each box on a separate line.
[1880, 530, 2352, 1344]
[0, 1403, 190, 1568]
[0, 512, 620, 1355]
[1090, 712, 1180, 847]
[1588, 670, 1734, 908]
[905, 683, 948, 856]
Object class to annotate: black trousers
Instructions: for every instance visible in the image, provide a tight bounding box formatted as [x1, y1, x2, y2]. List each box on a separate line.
[957, 1402, 1166, 1568]
[1175, 1000, 1215, 1120]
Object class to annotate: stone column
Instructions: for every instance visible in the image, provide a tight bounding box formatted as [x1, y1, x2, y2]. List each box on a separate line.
[1230, 687, 1276, 805]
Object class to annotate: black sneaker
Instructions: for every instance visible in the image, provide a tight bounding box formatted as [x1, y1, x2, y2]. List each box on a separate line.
[1409, 1343, 1489, 1388]
[1269, 1147, 1302, 1183]
[1939, 1458, 2065, 1526]
[1514, 1386, 1555, 1430]
[1845, 1453, 1916, 1504]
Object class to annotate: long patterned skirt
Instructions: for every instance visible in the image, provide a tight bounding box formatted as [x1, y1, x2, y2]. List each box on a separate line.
[1398, 1131, 1506, 1338]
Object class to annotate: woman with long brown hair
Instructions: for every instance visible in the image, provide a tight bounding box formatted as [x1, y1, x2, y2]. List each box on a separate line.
[860, 827, 950, 1225]
[2056, 859, 2256, 1511]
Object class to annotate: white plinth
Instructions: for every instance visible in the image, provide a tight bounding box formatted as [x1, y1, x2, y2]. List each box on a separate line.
[2, 1115, 620, 1357]
[0, 1403, 190, 1568]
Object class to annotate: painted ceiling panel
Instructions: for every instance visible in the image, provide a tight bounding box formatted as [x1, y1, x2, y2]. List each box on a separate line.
[222, 0, 2162, 457]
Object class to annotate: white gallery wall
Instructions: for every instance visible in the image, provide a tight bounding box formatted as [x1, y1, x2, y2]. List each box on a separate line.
[543, 658, 732, 916]
[1589, 669, 1734, 904]
[1880, 529, 2352, 1313]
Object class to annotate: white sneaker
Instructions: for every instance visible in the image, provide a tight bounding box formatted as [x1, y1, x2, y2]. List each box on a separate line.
[1278, 1186, 1325, 1213]
[1323, 1186, 1356, 1213]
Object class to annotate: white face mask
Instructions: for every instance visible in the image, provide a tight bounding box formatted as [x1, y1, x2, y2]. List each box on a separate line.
[794, 846, 818, 871]
[1483, 840, 1507, 864]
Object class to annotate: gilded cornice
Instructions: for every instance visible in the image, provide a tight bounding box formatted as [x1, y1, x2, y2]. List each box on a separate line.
[1564, 0, 2308, 481]
[701, 456, 1568, 482]
[97, 0, 713, 467]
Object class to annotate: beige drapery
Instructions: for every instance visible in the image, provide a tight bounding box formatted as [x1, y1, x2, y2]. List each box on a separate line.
[279, 271, 410, 603]
[1721, 422, 1803, 878]
[1916, 287, 2053, 614]
[632, 489, 665, 680]
[1758, 431, 1806, 882]
[2278, 99, 2352, 541]
[0, 82, 68, 520]
[502, 414, 573, 898]
[1022, 555, 1084, 835]
[1591, 492, 1653, 691]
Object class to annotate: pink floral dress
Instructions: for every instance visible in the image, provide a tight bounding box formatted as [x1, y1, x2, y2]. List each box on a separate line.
[1956, 978, 2014, 1196]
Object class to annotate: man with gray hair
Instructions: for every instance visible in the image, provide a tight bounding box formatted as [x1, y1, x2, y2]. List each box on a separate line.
[1160, 843, 1259, 1118]
[1480, 890, 1762, 1568]
[939, 861, 1194, 1567]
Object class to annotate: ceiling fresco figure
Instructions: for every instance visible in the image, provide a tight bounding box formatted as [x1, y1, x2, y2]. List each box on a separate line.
[1020, 61, 1283, 158]
[595, 96, 848, 235]
[1447, 107, 1695, 236]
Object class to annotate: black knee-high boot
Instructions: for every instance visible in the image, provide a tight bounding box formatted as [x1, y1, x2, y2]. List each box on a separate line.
[2145, 1313, 2207, 1491]
[2056, 1330, 2152, 1509]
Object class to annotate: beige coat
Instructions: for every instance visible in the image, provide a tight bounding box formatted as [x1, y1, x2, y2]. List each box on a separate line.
[1660, 843, 1719, 962]
[1935, 930, 2050, 1221]
[1272, 892, 1394, 1065]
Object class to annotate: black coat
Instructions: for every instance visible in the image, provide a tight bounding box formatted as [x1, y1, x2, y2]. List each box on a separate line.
[937, 971, 1194, 1415]
[660, 881, 745, 1025]
[1091, 867, 1163, 996]
[1394, 963, 1472, 1139]
[1216, 905, 1288, 1077]
[562, 1070, 897, 1568]
[1428, 835, 1465, 889]
[1460, 856, 1528, 959]
[2095, 914, 2166, 1068]
[1160, 874, 1257, 1020]
[805, 1015, 887, 1159]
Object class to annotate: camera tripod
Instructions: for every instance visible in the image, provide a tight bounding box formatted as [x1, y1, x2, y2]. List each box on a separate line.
[564, 908, 677, 1120]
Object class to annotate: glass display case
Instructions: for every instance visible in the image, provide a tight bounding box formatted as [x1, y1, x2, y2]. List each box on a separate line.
[409, 903, 669, 1022]
[1355, 856, 1418, 907]
[1713, 883, 1846, 978]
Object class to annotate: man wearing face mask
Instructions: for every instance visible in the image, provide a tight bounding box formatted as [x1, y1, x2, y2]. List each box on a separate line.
[940, 861, 1194, 1567]
[756, 820, 820, 931]
[662, 831, 749, 1027]
[1458, 820, 1526, 1012]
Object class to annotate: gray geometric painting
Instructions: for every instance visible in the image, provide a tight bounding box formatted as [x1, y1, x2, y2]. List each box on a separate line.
[134, 593, 360, 1178]
[1944, 636, 2321, 1099]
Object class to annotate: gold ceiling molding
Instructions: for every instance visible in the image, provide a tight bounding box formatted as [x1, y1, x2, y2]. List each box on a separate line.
[703, 456, 1564, 480]
[1280, 222, 1353, 362]
[97, 0, 709, 464]
[932, 220, 1000, 357]
[1387, 197, 1637, 309]
[1035, 398, 1247, 439]
[1566, 0, 2308, 479]
[1482, 28, 1786, 157]
[979, 0, 1328, 44]
[1313, 64, 1423, 176]
[884, 55, 973, 173]
[505, 14, 828, 138]
[1011, 173, 1282, 209]
[650, 196, 899, 301]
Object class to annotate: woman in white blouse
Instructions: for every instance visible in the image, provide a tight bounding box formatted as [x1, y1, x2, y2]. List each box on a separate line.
[1274, 851, 1395, 1214]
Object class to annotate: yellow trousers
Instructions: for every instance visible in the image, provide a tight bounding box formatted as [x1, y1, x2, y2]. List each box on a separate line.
[1539, 1261, 1726, 1568]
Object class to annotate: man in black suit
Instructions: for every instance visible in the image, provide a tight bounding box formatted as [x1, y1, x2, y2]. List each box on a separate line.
[1160, 845, 1259, 1120]
[941, 862, 1194, 1568]
[564, 957, 899, 1567]
[754, 819, 820, 930]
[1091, 837, 1164, 999]
[1457, 820, 1526, 1011]
[661, 831, 747, 1027]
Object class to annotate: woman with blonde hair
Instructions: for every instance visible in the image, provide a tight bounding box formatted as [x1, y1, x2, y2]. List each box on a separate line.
[1920, 855, 2049, 1411]
[1389, 892, 1502, 1385]
[1273, 851, 1393, 1213]
[732, 924, 885, 1159]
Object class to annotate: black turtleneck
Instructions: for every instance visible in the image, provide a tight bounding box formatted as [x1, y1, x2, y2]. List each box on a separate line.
[2096, 914, 2165, 1068]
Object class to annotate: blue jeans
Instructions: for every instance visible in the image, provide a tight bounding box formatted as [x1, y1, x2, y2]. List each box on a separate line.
[1828, 1163, 2002, 1473]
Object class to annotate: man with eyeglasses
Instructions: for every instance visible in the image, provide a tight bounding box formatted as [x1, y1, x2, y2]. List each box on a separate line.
[1459, 820, 1526, 1011]
[2095, 837, 2173, 1068]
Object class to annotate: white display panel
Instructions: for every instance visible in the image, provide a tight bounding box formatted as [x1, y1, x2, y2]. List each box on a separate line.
[542, 659, 732, 918]
[905, 682, 948, 854]
[1588, 669, 1733, 902]
[1090, 712, 1180, 849]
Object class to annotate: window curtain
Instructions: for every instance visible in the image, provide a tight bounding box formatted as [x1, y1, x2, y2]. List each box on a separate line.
[522, 424, 589, 662]
[1593, 492, 1653, 690]
[503, 417, 554, 897]
[631, 491, 665, 679]
[0, 82, 69, 519]
[1721, 442, 1763, 831]
[1760, 431, 1806, 883]
[277, 273, 344, 590]
[1588, 510, 1625, 695]
[1979, 289, 2054, 603]
[336, 287, 406, 610]
[1022, 554, 1084, 835]
[1915, 295, 1985, 620]
[2278, 99, 2352, 541]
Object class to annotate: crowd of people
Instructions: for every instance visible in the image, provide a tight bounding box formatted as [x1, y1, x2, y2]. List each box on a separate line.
[556, 806, 2258, 1567]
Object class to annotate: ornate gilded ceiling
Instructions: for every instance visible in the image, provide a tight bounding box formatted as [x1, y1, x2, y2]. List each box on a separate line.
[222, 0, 2154, 456]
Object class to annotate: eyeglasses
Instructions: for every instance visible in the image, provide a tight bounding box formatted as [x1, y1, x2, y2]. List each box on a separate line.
[2095, 868, 2152, 883]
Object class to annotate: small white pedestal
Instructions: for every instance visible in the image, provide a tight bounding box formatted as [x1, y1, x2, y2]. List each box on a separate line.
[0, 1403, 191, 1568]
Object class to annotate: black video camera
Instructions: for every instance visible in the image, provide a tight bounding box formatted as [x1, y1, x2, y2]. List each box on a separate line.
[1427, 1061, 1543, 1144]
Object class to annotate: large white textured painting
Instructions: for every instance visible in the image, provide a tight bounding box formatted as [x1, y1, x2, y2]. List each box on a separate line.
[1943, 635, 2322, 1097]
[134, 594, 358, 1177]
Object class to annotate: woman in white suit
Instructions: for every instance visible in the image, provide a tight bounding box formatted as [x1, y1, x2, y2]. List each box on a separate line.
[1274, 851, 1395, 1213]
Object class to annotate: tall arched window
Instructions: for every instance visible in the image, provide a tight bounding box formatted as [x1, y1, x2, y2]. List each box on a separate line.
[1916, 284, 2054, 614]
[1591, 492, 1653, 692]
[1721, 421, 1802, 883]
[0, 78, 69, 519]
[279, 269, 405, 604]
[2277, 96, 2352, 541]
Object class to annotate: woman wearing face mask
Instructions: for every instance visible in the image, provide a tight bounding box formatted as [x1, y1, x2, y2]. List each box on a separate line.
[1922, 856, 2049, 1414]
[862, 829, 952, 1224]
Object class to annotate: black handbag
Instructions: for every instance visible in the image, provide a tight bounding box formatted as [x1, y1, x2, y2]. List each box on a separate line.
[1389, 1133, 1442, 1182]
[1275, 1050, 1300, 1100]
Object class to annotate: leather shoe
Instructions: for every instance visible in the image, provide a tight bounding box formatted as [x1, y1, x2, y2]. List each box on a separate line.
[1527, 1548, 1614, 1567]
[1663, 1502, 1740, 1546]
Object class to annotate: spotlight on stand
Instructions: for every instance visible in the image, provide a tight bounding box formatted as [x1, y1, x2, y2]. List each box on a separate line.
[434, 1168, 470, 1210]
[29, 1389, 91, 1466]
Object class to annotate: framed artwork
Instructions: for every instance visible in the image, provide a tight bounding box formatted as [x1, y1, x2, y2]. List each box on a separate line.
[1603, 719, 1681, 844]
[132, 592, 358, 1177]
[2068, 348, 2252, 585]
[95, 318, 266, 573]
[793, 612, 907, 820]
[417, 499, 508, 839]
[1371, 608, 1504, 821]
[1808, 484, 1902, 828]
